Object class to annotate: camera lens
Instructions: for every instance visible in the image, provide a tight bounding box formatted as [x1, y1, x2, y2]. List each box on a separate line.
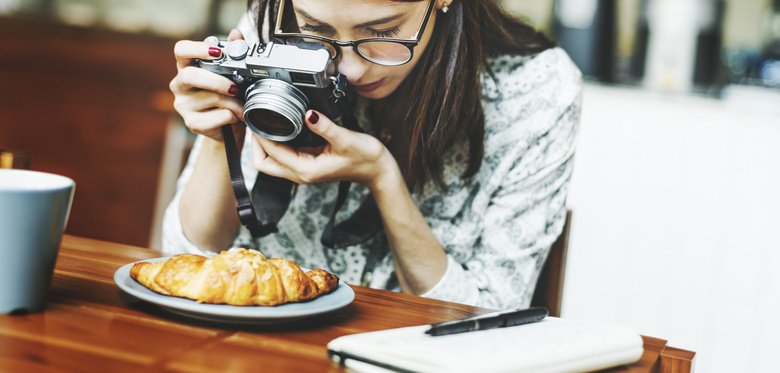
[243, 79, 309, 142]
[246, 111, 291, 136]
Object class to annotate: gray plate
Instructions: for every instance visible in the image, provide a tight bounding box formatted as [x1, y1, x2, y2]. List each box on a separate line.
[114, 257, 354, 324]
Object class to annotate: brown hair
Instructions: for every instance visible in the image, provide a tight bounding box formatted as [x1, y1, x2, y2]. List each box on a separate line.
[248, 0, 555, 193]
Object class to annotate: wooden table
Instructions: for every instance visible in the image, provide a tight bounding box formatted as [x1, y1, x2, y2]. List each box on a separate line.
[0, 235, 695, 372]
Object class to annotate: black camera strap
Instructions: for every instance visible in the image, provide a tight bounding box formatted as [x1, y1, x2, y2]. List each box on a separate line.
[221, 125, 288, 237]
[220, 124, 383, 249]
[319, 178, 383, 248]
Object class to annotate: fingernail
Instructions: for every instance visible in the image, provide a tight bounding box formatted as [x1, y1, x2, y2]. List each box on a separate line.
[308, 111, 319, 125]
[208, 47, 222, 57]
[228, 85, 239, 95]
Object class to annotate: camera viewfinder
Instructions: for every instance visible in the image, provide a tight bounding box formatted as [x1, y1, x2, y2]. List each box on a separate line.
[290, 72, 316, 86]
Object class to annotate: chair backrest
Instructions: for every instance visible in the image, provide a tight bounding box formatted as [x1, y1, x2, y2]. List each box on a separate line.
[0, 149, 31, 169]
[531, 210, 572, 317]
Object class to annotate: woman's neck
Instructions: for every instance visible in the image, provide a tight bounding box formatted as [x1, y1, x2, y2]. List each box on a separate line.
[367, 96, 388, 119]
[366, 96, 397, 146]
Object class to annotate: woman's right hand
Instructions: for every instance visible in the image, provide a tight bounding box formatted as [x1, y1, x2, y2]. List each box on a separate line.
[169, 29, 246, 143]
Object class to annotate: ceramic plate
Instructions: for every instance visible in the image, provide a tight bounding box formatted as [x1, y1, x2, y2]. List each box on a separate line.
[114, 257, 354, 323]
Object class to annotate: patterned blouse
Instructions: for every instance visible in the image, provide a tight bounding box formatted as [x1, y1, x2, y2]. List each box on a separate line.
[162, 15, 583, 310]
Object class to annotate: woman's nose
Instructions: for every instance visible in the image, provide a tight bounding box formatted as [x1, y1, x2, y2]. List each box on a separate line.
[335, 46, 370, 82]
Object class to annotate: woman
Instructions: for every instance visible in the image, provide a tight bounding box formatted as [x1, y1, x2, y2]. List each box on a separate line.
[163, 0, 582, 310]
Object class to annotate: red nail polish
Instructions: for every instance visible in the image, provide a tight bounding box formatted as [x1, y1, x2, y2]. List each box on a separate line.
[208, 47, 222, 57]
[308, 111, 319, 125]
[228, 85, 239, 95]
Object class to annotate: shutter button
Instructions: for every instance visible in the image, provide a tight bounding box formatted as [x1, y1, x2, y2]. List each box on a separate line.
[204, 35, 221, 46]
[227, 40, 249, 60]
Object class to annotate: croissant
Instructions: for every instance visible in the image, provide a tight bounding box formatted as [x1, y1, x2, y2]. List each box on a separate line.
[129, 248, 339, 306]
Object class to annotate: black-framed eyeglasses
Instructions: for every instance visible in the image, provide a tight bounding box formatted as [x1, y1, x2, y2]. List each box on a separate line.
[273, 0, 435, 66]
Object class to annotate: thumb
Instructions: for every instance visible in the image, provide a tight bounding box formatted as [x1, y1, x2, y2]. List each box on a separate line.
[227, 28, 244, 41]
[306, 110, 347, 146]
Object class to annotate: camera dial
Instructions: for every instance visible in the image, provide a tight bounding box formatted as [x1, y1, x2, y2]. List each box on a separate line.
[227, 40, 250, 60]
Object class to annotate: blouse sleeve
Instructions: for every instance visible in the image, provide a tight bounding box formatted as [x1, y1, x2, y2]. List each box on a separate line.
[161, 136, 211, 256]
[161, 133, 261, 256]
[421, 49, 583, 310]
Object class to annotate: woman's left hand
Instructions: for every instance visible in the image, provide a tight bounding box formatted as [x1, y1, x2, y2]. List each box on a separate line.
[253, 110, 448, 295]
[250, 110, 397, 191]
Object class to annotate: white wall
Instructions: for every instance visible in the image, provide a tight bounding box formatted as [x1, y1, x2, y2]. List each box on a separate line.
[562, 83, 780, 372]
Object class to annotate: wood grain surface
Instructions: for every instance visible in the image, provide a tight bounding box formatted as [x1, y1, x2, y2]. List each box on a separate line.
[0, 235, 695, 372]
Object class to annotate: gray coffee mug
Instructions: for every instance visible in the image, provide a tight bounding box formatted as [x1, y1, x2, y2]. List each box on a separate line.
[0, 169, 75, 314]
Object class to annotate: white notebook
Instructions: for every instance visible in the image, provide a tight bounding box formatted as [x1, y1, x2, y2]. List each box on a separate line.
[327, 317, 644, 373]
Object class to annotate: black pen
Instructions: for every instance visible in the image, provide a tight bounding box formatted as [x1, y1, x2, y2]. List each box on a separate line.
[425, 306, 548, 336]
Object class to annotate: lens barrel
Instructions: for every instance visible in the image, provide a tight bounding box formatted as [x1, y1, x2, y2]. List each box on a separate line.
[243, 79, 309, 142]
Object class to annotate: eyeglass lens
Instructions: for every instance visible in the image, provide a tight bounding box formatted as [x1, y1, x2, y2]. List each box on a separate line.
[281, 36, 412, 65]
[276, 0, 432, 66]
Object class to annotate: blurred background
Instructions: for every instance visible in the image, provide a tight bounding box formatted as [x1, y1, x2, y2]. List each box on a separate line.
[1, 0, 778, 372]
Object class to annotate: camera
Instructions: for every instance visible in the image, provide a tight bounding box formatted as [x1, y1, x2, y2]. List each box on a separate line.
[197, 36, 355, 147]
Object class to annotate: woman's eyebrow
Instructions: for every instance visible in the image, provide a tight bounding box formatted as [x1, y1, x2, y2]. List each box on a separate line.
[295, 7, 406, 29]
[353, 14, 405, 28]
[295, 8, 335, 31]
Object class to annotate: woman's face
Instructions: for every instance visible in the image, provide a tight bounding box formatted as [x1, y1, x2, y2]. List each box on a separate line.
[289, 0, 437, 100]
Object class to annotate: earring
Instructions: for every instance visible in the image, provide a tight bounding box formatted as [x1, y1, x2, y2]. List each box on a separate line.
[441, 3, 449, 13]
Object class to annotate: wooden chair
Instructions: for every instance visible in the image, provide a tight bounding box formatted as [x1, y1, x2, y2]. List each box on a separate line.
[531, 210, 572, 317]
[0, 149, 31, 169]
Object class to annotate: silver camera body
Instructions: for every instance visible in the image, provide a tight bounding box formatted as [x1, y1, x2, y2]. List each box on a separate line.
[197, 37, 353, 147]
